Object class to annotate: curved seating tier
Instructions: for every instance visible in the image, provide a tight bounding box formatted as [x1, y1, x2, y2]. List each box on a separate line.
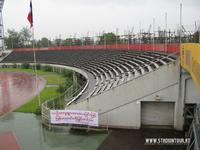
[2, 50, 176, 98]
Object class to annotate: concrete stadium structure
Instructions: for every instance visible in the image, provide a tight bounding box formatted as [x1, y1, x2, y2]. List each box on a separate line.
[1, 46, 199, 132]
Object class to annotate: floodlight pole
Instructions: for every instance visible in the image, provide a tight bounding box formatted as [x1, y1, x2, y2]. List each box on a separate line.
[180, 3, 182, 44]
[103, 31, 106, 50]
[139, 22, 142, 51]
[93, 32, 95, 49]
[70, 35, 72, 49]
[165, 12, 168, 53]
[127, 26, 130, 50]
[153, 18, 155, 51]
[116, 28, 118, 49]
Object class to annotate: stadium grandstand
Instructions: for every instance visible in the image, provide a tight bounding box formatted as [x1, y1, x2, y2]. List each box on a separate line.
[0, 1, 200, 148]
[1, 41, 200, 149]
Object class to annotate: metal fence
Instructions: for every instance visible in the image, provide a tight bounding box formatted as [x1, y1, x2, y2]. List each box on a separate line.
[41, 82, 88, 126]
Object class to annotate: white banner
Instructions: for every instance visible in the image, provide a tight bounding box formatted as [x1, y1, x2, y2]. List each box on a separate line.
[50, 110, 99, 127]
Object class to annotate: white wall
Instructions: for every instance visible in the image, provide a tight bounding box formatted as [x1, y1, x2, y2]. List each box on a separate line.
[68, 60, 181, 129]
[185, 77, 200, 104]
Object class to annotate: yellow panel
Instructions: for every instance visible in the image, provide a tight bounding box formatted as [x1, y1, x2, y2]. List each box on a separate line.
[181, 43, 200, 93]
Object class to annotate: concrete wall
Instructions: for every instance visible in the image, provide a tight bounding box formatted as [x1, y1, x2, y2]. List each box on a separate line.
[181, 71, 200, 104]
[185, 79, 200, 103]
[68, 60, 181, 129]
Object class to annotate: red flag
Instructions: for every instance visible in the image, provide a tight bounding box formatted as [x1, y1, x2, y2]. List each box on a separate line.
[27, 0, 33, 28]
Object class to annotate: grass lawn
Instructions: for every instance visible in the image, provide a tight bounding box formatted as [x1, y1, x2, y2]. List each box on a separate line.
[0, 67, 72, 114]
[16, 87, 59, 113]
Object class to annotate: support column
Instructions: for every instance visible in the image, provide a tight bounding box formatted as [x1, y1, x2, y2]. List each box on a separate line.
[174, 67, 185, 130]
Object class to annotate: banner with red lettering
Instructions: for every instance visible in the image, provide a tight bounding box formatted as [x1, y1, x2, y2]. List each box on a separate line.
[50, 110, 99, 127]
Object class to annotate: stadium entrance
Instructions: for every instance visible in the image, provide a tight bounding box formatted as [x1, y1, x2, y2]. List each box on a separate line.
[141, 102, 175, 128]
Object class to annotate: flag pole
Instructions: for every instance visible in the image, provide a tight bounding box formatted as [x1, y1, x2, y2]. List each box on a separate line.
[32, 27, 41, 107]
[28, 0, 41, 107]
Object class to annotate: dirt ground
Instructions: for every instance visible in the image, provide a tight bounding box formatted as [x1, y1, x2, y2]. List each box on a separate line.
[97, 128, 187, 150]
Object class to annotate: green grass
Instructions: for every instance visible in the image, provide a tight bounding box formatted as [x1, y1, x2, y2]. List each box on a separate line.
[41, 74, 66, 85]
[0, 68, 67, 85]
[0, 68, 52, 75]
[16, 87, 59, 113]
[0, 67, 72, 114]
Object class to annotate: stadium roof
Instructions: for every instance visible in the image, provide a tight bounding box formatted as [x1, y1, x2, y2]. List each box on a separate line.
[0, 0, 5, 12]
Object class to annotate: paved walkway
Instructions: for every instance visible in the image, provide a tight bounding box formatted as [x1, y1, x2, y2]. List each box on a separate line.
[98, 128, 187, 150]
[74, 71, 97, 102]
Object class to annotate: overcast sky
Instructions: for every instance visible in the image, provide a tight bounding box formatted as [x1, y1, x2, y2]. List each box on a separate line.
[2, 0, 200, 39]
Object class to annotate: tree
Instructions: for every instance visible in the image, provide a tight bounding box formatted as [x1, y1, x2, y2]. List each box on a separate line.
[37, 37, 50, 47]
[20, 27, 32, 47]
[4, 29, 21, 49]
[192, 31, 199, 43]
[99, 32, 118, 45]
[4, 27, 32, 49]
[63, 38, 72, 46]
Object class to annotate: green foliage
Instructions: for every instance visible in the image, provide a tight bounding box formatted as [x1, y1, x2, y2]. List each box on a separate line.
[193, 31, 200, 43]
[5, 27, 32, 49]
[43, 65, 52, 72]
[57, 84, 66, 93]
[99, 32, 118, 45]
[31, 64, 41, 70]
[36, 64, 41, 70]
[21, 63, 30, 69]
[16, 87, 59, 113]
[37, 37, 51, 48]
[21, 27, 32, 47]
[44, 74, 65, 85]
[65, 78, 73, 87]
[12, 64, 17, 68]
[63, 38, 72, 46]
[57, 79, 72, 93]
[35, 107, 41, 115]
[1, 64, 7, 68]
[62, 69, 73, 78]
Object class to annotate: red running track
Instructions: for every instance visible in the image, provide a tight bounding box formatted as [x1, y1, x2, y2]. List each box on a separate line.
[0, 132, 20, 150]
[0, 71, 45, 116]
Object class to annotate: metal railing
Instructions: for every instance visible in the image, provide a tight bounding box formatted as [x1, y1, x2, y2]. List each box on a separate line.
[0, 62, 89, 127]
[41, 78, 88, 126]
[187, 105, 200, 150]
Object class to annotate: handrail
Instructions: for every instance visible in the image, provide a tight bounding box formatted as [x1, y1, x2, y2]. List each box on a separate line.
[99, 82, 178, 116]
[66, 80, 89, 106]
